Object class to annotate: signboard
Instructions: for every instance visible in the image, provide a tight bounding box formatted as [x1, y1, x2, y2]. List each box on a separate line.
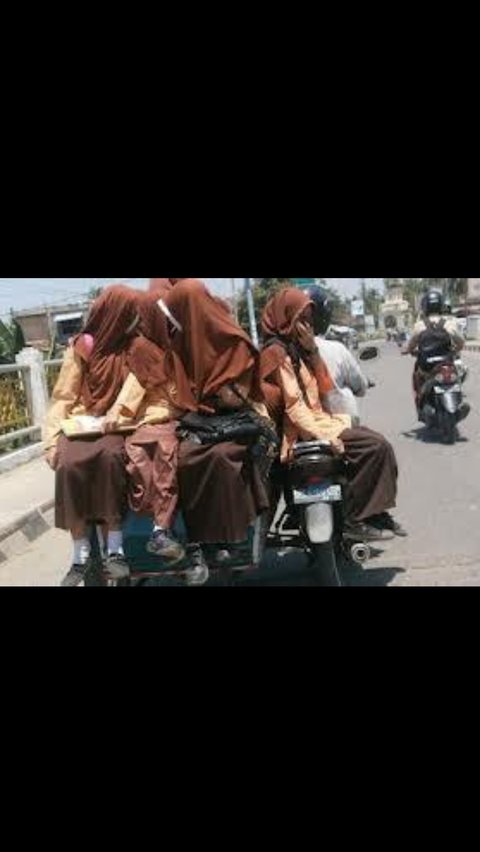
[351, 298, 365, 318]
[292, 278, 317, 287]
[467, 278, 480, 301]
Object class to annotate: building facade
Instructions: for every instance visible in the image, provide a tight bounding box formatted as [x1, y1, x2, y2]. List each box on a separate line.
[379, 279, 411, 331]
[12, 302, 89, 351]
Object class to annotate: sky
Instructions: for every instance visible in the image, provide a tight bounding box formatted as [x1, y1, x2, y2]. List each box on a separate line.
[0, 277, 383, 320]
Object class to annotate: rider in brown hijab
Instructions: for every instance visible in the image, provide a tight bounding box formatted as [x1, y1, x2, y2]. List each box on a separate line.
[163, 279, 270, 583]
[259, 288, 406, 541]
[165, 278, 261, 413]
[44, 284, 142, 586]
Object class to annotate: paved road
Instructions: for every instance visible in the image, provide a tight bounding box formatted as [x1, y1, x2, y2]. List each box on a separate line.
[347, 343, 480, 585]
[1, 343, 479, 586]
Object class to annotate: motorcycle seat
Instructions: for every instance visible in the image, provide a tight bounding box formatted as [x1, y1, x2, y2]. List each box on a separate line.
[292, 441, 336, 459]
[289, 442, 347, 484]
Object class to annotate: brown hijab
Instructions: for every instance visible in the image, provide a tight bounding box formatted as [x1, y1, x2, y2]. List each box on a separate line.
[260, 288, 314, 379]
[168, 278, 233, 314]
[127, 292, 193, 407]
[74, 284, 139, 416]
[259, 288, 333, 423]
[165, 279, 261, 413]
[149, 278, 173, 297]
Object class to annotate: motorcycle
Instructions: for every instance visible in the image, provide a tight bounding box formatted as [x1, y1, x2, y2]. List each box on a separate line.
[84, 440, 371, 587]
[416, 354, 469, 444]
[268, 440, 371, 586]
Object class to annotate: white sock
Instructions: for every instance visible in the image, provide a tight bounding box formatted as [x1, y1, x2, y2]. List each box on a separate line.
[73, 538, 91, 566]
[108, 530, 124, 556]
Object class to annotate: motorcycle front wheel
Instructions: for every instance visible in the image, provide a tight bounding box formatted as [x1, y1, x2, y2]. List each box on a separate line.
[441, 410, 457, 445]
[311, 542, 342, 587]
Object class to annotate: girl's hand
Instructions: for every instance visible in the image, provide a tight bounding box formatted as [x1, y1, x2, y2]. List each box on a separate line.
[102, 406, 123, 433]
[296, 322, 317, 355]
[45, 447, 59, 469]
[330, 438, 345, 456]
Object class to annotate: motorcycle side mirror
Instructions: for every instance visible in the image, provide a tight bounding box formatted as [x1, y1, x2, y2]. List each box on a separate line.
[359, 346, 379, 361]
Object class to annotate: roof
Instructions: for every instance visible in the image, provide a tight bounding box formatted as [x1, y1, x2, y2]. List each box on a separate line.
[12, 302, 89, 319]
[54, 312, 83, 322]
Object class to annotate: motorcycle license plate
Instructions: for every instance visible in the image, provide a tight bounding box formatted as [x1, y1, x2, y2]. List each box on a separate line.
[293, 481, 342, 505]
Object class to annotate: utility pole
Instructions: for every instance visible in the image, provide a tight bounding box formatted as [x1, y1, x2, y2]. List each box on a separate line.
[245, 277, 259, 347]
[230, 278, 238, 321]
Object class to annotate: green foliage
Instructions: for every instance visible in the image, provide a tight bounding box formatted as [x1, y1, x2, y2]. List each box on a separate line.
[237, 277, 351, 333]
[0, 319, 25, 364]
[237, 278, 292, 332]
[87, 286, 103, 299]
[386, 278, 468, 313]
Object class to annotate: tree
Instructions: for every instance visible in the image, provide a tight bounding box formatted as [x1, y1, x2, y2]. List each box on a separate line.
[237, 278, 292, 332]
[363, 287, 383, 323]
[237, 277, 351, 334]
[87, 285, 103, 300]
[384, 278, 423, 314]
[0, 318, 25, 364]
[391, 278, 468, 314]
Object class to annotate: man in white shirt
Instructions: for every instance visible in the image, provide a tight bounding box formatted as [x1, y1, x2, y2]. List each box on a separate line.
[316, 336, 369, 419]
[405, 292, 464, 357]
[297, 283, 370, 420]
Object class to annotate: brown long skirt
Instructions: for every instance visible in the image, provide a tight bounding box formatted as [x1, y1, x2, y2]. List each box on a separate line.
[178, 440, 270, 544]
[125, 422, 179, 528]
[55, 433, 127, 530]
[340, 427, 398, 523]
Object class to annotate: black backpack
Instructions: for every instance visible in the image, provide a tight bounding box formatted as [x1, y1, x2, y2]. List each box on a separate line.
[417, 318, 452, 369]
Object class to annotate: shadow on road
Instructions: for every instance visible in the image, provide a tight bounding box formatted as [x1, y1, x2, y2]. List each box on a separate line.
[341, 563, 407, 587]
[401, 426, 469, 445]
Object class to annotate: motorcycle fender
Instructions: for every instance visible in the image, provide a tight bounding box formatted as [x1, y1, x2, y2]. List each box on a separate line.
[305, 503, 334, 544]
[441, 390, 460, 414]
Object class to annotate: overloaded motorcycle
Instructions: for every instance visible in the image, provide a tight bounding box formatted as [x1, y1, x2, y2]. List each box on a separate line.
[85, 353, 381, 588]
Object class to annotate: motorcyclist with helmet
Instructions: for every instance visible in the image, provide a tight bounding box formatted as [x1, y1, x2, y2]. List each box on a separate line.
[301, 285, 370, 421]
[403, 289, 467, 420]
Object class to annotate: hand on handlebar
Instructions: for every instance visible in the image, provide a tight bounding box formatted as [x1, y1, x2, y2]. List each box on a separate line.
[330, 438, 345, 456]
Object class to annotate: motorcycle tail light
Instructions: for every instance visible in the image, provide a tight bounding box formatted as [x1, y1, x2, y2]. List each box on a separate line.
[436, 365, 456, 383]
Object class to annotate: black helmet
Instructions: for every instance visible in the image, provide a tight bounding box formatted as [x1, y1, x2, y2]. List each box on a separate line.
[301, 284, 333, 335]
[421, 288, 444, 317]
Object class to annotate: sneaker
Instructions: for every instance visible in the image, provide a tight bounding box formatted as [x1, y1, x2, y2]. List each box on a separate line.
[146, 529, 186, 564]
[184, 545, 210, 587]
[370, 513, 408, 538]
[61, 564, 87, 588]
[104, 553, 131, 581]
[344, 522, 395, 543]
[215, 549, 232, 564]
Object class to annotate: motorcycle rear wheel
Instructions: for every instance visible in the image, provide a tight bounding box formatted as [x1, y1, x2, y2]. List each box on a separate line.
[311, 542, 342, 587]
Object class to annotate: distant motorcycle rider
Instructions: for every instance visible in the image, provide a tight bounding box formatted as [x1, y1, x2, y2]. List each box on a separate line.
[403, 289, 466, 419]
